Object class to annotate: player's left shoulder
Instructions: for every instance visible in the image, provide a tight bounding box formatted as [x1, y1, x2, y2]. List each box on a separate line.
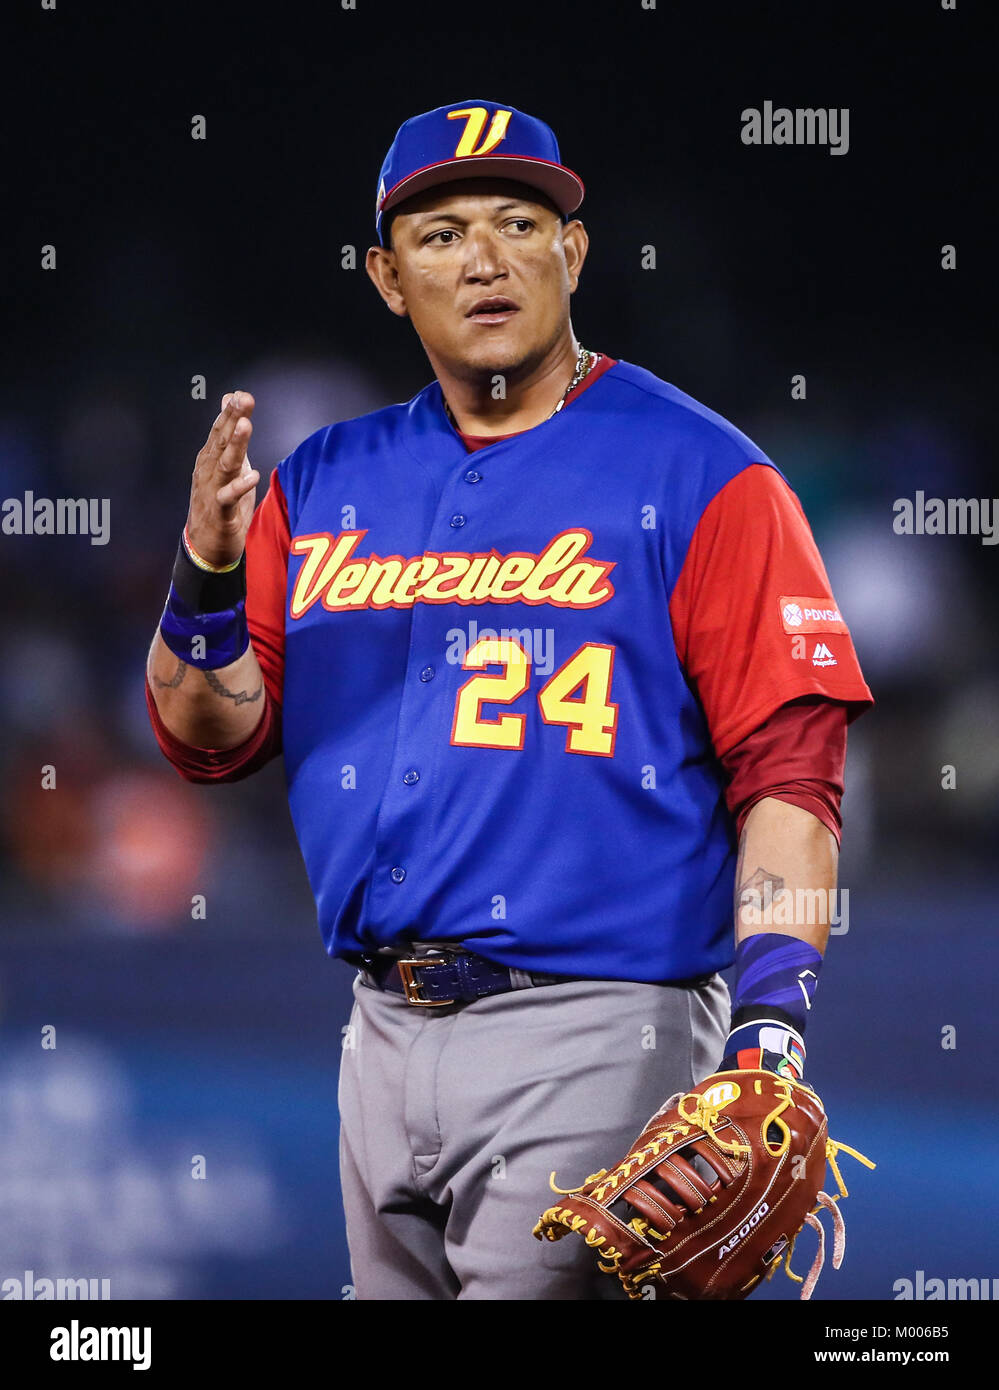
[598, 358, 788, 519]
[607, 359, 772, 463]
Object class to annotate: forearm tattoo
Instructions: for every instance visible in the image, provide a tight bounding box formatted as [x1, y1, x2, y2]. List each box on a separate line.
[152, 660, 188, 691]
[736, 864, 786, 922]
[202, 669, 263, 706]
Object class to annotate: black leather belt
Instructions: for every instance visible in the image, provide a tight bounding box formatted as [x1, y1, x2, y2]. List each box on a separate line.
[358, 949, 581, 1007]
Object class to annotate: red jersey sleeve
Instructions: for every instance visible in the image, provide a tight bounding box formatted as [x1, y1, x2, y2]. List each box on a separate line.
[145, 468, 289, 783]
[245, 467, 289, 709]
[669, 463, 873, 759]
[144, 676, 282, 783]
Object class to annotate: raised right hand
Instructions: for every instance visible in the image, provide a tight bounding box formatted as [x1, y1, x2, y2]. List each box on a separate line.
[185, 390, 260, 568]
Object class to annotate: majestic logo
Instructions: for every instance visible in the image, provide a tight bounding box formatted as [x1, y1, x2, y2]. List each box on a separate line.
[447, 107, 512, 158]
[811, 642, 837, 667]
[778, 594, 849, 635]
[288, 528, 615, 618]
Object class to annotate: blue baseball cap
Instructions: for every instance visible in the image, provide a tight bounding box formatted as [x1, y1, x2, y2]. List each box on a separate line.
[375, 99, 585, 246]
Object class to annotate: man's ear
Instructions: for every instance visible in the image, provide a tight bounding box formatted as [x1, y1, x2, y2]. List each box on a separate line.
[560, 219, 589, 295]
[365, 245, 409, 318]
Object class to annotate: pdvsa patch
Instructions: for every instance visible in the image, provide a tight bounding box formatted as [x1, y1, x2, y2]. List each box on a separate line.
[778, 595, 849, 635]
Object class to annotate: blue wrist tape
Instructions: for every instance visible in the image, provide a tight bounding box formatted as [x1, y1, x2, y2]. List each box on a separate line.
[159, 584, 250, 669]
[731, 931, 823, 1034]
[158, 535, 250, 670]
[719, 932, 824, 1080]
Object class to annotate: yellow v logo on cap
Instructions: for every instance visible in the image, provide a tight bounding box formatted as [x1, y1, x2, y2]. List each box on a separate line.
[447, 107, 512, 158]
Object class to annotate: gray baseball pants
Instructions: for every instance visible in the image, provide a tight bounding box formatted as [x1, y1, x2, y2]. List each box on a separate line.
[337, 963, 730, 1300]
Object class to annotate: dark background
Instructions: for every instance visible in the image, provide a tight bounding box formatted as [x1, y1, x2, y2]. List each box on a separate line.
[0, 0, 994, 1300]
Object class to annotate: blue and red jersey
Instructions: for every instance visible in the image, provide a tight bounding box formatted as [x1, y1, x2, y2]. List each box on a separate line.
[148, 355, 872, 980]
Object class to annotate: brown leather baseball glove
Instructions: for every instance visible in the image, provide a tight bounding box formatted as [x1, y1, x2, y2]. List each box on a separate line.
[533, 1068, 874, 1300]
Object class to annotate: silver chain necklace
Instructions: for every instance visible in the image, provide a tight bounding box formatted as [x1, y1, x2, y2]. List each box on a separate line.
[444, 345, 595, 430]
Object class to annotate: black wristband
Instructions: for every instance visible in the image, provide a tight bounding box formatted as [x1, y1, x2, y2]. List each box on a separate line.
[171, 536, 247, 614]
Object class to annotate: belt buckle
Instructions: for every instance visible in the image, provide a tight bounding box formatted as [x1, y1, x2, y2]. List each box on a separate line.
[397, 957, 456, 1007]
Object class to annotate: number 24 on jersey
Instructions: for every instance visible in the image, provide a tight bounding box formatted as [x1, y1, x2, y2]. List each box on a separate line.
[450, 637, 618, 757]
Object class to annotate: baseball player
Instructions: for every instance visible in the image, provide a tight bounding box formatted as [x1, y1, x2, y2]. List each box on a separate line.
[146, 99, 874, 1300]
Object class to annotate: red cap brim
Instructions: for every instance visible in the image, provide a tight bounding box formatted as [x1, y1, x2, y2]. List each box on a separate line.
[379, 153, 584, 226]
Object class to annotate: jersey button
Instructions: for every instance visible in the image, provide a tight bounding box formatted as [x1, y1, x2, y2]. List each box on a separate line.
[403, 769, 420, 785]
[390, 866, 406, 884]
[449, 513, 466, 528]
[419, 665, 435, 682]
[463, 469, 482, 484]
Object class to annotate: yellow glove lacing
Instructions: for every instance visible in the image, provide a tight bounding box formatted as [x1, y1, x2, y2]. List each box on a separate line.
[765, 1137, 877, 1297]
